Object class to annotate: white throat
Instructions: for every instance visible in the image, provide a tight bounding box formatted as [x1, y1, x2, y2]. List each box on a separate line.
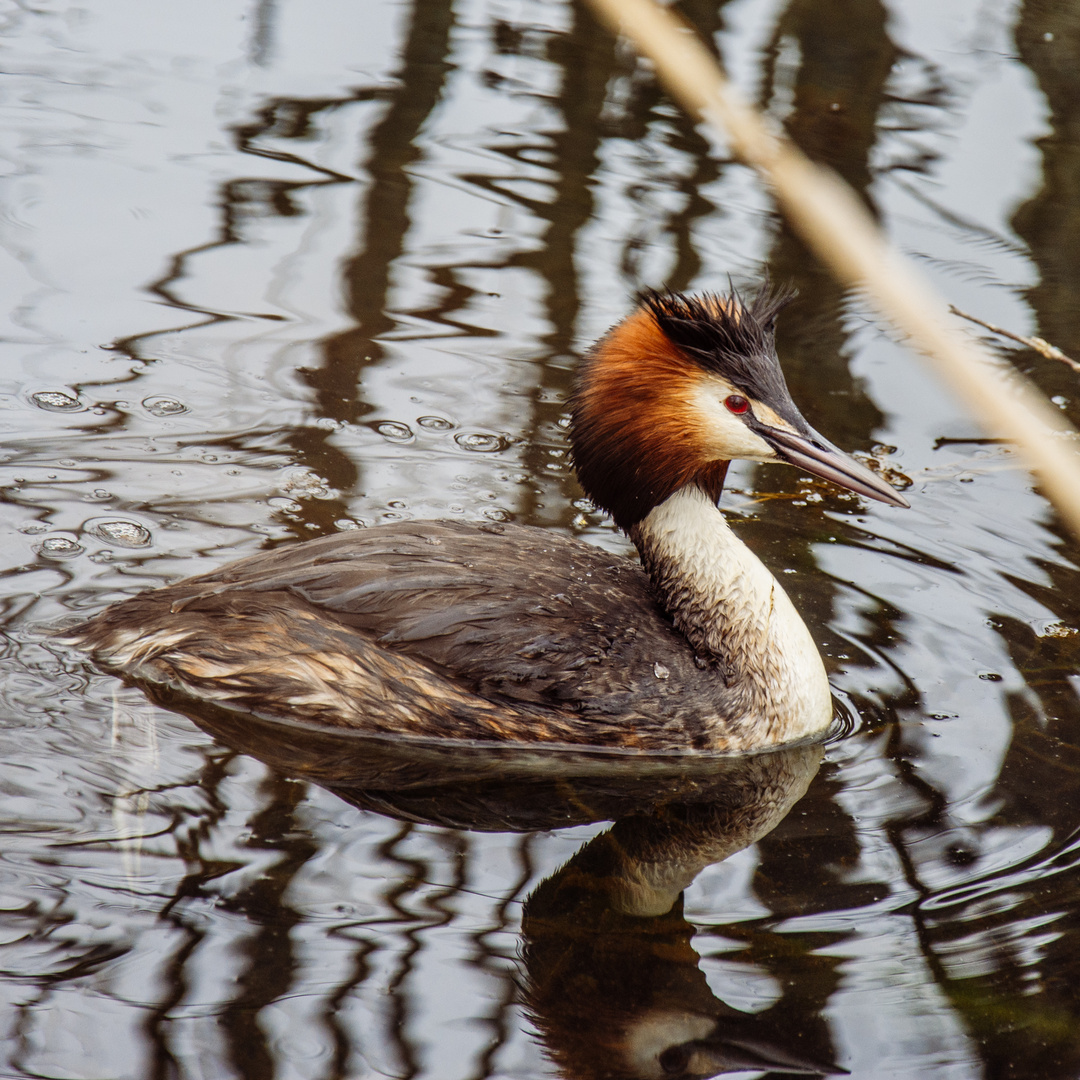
[632, 485, 832, 745]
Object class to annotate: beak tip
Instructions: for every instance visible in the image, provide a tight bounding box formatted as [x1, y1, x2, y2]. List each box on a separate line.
[764, 426, 913, 510]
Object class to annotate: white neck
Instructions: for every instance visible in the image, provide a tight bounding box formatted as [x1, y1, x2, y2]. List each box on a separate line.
[631, 485, 832, 745]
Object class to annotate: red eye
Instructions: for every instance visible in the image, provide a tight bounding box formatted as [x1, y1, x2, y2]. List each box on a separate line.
[725, 394, 749, 414]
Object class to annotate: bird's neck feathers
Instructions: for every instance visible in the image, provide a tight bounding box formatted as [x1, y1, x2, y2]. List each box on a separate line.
[631, 486, 833, 744]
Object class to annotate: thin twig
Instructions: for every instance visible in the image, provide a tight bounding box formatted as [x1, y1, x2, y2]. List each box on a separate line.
[584, 0, 1080, 540]
[949, 305, 1080, 374]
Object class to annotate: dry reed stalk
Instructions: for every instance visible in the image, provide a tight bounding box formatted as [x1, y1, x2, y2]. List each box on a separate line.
[585, 0, 1080, 539]
[949, 306, 1080, 374]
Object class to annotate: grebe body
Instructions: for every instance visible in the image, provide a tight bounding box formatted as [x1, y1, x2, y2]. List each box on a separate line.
[63, 288, 906, 752]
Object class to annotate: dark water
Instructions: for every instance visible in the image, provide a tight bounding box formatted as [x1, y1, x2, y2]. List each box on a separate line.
[3, 0, 1080, 1076]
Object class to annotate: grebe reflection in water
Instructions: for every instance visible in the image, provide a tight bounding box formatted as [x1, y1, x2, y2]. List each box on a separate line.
[521, 742, 842, 1078]
[164, 705, 842, 1078]
[63, 287, 906, 752]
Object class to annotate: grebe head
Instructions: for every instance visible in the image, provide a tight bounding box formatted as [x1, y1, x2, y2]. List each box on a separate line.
[569, 286, 909, 530]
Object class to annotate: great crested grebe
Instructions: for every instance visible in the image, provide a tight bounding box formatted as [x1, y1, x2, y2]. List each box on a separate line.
[63, 287, 907, 752]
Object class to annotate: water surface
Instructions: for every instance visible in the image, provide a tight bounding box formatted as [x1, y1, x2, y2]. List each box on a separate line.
[3, 0, 1080, 1076]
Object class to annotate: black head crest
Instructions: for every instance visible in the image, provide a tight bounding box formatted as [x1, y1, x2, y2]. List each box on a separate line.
[640, 283, 797, 406]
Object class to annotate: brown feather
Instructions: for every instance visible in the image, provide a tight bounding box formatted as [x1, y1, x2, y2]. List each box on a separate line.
[570, 305, 743, 529]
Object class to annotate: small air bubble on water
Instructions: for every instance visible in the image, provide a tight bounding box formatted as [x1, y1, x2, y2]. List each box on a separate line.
[375, 421, 414, 441]
[87, 519, 152, 548]
[455, 432, 507, 453]
[37, 535, 84, 559]
[417, 416, 454, 430]
[142, 396, 187, 417]
[31, 390, 82, 412]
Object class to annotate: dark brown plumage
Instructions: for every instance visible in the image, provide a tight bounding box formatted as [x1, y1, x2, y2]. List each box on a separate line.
[67, 521, 760, 749]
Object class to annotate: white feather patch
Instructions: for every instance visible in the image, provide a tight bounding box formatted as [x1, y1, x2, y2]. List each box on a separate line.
[637, 487, 832, 742]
